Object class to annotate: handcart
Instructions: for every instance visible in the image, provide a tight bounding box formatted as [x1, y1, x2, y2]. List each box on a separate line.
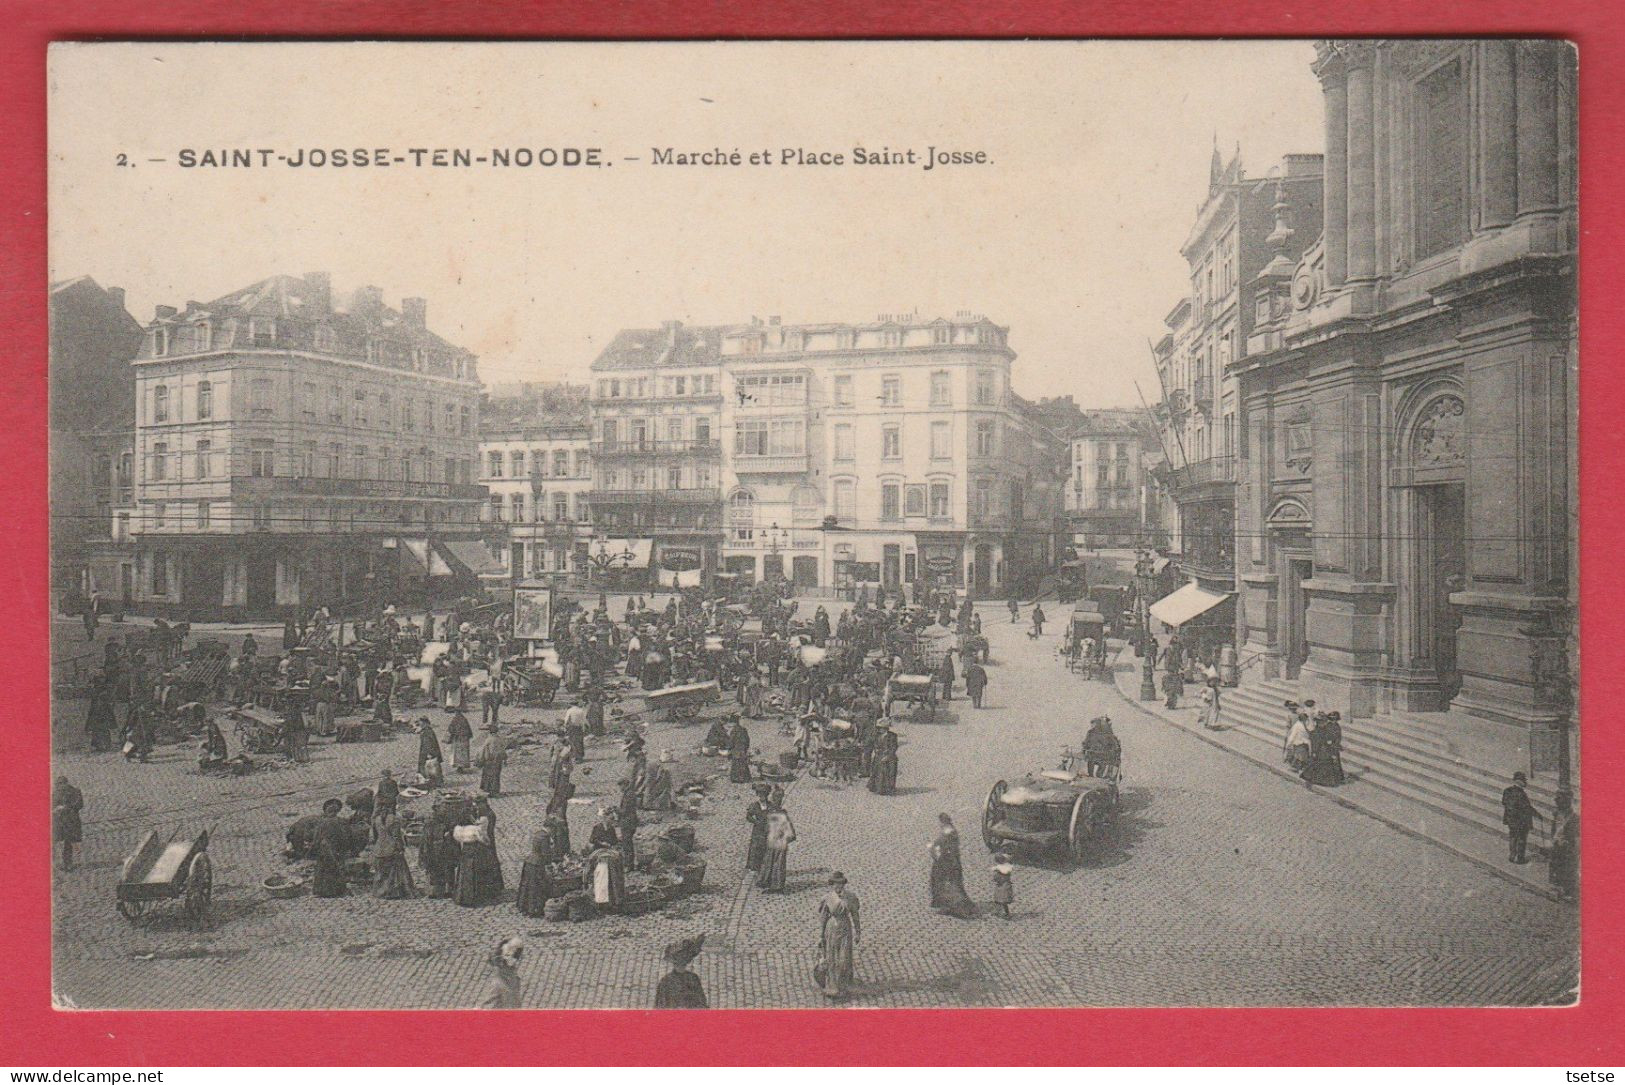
[116, 826, 212, 924]
[645, 679, 720, 722]
[883, 673, 937, 721]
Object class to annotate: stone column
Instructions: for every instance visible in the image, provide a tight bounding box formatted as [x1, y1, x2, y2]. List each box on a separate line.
[1478, 40, 1519, 230]
[1315, 43, 1349, 288]
[1345, 44, 1378, 283]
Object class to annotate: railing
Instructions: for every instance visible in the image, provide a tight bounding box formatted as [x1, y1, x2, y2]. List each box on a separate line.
[591, 439, 721, 457]
[732, 452, 809, 473]
[1192, 375, 1215, 414]
[1168, 455, 1236, 490]
[587, 487, 721, 505]
[231, 475, 488, 501]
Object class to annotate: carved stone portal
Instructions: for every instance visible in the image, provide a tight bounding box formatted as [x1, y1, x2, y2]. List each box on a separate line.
[1413, 395, 1465, 468]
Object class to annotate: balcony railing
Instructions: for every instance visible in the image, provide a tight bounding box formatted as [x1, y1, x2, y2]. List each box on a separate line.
[592, 439, 721, 458]
[231, 475, 488, 501]
[1168, 455, 1236, 491]
[1192, 375, 1215, 415]
[732, 452, 810, 473]
[588, 487, 721, 505]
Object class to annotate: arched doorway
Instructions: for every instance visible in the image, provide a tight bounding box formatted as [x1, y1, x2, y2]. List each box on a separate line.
[973, 543, 993, 594]
[1266, 497, 1313, 680]
[1395, 388, 1467, 708]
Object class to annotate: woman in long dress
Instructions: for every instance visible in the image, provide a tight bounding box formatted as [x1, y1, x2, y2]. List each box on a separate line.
[477, 725, 507, 796]
[757, 798, 796, 892]
[585, 811, 626, 912]
[744, 785, 772, 872]
[373, 807, 418, 899]
[417, 718, 444, 785]
[516, 825, 556, 917]
[928, 814, 978, 919]
[727, 718, 753, 783]
[419, 799, 458, 898]
[817, 872, 861, 1000]
[1300, 712, 1346, 786]
[1200, 685, 1222, 730]
[867, 723, 899, 795]
[312, 800, 350, 898]
[448, 711, 473, 773]
[454, 797, 504, 907]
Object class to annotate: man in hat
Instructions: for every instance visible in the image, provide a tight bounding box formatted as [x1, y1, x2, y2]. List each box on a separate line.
[745, 784, 772, 872]
[476, 723, 508, 797]
[617, 774, 641, 869]
[964, 657, 988, 709]
[727, 714, 753, 784]
[642, 749, 675, 811]
[562, 700, 588, 762]
[654, 934, 708, 1008]
[1502, 771, 1540, 864]
[375, 768, 400, 812]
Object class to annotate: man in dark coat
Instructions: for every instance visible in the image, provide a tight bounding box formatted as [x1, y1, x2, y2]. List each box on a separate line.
[312, 799, 352, 897]
[53, 776, 83, 870]
[727, 715, 753, 783]
[1502, 771, 1540, 864]
[964, 660, 988, 709]
[744, 784, 772, 872]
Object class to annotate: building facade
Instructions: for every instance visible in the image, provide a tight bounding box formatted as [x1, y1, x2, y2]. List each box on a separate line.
[1234, 41, 1576, 763]
[129, 274, 487, 619]
[587, 322, 726, 587]
[715, 313, 1062, 597]
[1151, 150, 1325, 657]
[49, 277, 143, 604]
[1065, 410, 1155, 550]
[478, 383, 593, 582]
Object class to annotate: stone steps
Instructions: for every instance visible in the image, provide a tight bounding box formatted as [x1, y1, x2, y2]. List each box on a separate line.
[1220, 680, 1566, 841]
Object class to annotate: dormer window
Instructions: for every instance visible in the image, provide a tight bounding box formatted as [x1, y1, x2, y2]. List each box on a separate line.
[932, 325, 950, 345]
[413, 347, 426, 371]
[249, 318, 275, 347]
[883, 328, 902, 348]
[150, 329, 169, 357]
[315, 325, 337, 352]
[190, 321, 211, 352]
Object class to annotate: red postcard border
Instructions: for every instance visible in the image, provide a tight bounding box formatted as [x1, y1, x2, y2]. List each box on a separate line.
[1, 0, 1619, 1067]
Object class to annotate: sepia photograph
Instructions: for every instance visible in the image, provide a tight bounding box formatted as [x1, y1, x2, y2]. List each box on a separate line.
[45, 39, 1578, 1011]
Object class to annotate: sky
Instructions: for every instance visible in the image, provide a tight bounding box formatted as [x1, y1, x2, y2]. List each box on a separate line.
[48, 40, 1324, 409]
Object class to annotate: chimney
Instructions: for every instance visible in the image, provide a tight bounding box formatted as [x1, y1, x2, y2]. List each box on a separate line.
[155, 305, 177, 320]
[402, 296, 427, 328]
[303, 272, 331, 313]
[352, 285, 384, 315]
[768, 315, 781, 326]
[106, 287, 126, 312]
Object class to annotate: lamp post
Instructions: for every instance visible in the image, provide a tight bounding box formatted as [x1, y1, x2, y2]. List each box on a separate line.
[1135, 548, 1158, 701]
[585, 527, 637, 608]
[765, 521, 788, 583]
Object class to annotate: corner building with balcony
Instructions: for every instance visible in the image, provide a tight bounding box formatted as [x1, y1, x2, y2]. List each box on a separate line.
[717, 313, 1062, 598]
[129, 274, 487, 619]
[1235, 41, 1576, 766]
[477, 382, 594, 584]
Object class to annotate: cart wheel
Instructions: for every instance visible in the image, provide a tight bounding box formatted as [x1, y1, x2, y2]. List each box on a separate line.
[1068, 793, 1110, 862]
[116, 899, 149, 921]
[982, 780, 1007, 852]
[185, 853, 212, 923]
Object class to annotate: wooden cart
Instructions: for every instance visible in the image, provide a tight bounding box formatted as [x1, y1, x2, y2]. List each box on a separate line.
[116, 827, 212, 924]
[645, 680, 720, 721]
[883, 673, 937, 721]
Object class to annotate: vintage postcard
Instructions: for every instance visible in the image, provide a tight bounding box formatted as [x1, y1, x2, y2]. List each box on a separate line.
[46, 40, 1578, 1011]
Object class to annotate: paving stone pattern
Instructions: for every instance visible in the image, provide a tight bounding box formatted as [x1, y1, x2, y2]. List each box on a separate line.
[50, 605, 1578, 1008]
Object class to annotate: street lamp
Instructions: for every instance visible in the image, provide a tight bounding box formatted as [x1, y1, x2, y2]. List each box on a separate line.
[764, 521, 788, 582]
[1134, 548, 1159, 701]
[584, 527, 638, 607]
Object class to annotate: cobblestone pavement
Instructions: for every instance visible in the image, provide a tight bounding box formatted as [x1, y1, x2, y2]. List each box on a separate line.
[50, 603, 1578, 1008]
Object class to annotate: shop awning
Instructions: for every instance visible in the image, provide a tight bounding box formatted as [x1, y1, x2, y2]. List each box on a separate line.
[1149, 582, 1232, 628]
[438, 538, 505, 578]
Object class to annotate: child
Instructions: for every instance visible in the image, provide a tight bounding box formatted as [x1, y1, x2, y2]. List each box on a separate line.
[991, 852, 1015, 919]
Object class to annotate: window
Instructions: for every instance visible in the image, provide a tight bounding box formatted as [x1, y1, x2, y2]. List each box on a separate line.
[327, 442, 342, 477]
[1415, 58, 1470, 259]
[930, 421, 951, 459]
[735, 421, 768, 457]
[975, 420, 996, 457]
[489, 495, 503, 522]
[150, 329, 169, 357]
[932, 325, 950, 345]
[329, 385, 343, 423]
[631, 467, 648, 490]
[668, 466, 683, 490]
[695, 464, 713, 489]
[195, 439, 211, 478]
[833, 423, 854, 461]
[553, 450, 569, 477]
[196, 500, 210, 529]
[301, 442, 317, 478]
[694, 417, 711, 444]
[880, 483, 901, 521]
[510, 450, 526, 476]
[315, 324, 337, 352]
[402, 399, 416, 431]
[833, 375, 853, 406]
[883, 328, 902, 348]
[302, 382, 317, 419]
[150, 442, 168, 481]
[250, 378, 274, 418]
[630, 420, 648, 449]
[974, 478, 992, 521]
[833, 479, 856, 522]
[444, 404, 455, 433]
[667, 417, 685, 443]
[152, 503, 167, 530]
[460, 406, 471, 435]
[554, 494, 569, 521]
[249, 319, 275, 347]
[196, 381, 213, 420]
[929, 481, 950, 519]
[248, 439, 275, 477]
[905, 484, 927, 517]
[608, 379, 621, 398]
[510, 494, 525, 523]
[881, 376, 901, 406]
[602, 419, 619, 445]
[151, 551, 169, 593]
[445, 457, 457, 486]
[252, 506, 271, 531]
[153, 385, 170, 423]
[735, 373, 807, 407]
[575, 449, 590, 476]
[975, 370, 996, 405]
[931, 370, 952, 406]
[730, 490, 756, 541]
[379, 393, 391, 429]
[352, 390, 367, 425]
[353, 447, 370, 479]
